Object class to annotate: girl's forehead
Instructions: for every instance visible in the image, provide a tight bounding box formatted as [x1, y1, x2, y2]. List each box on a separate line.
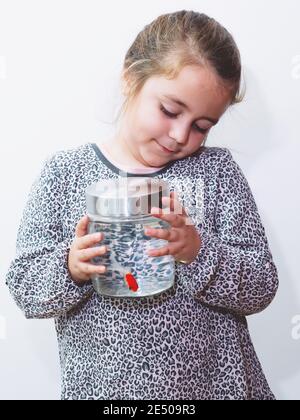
[142, 66, 232, 116]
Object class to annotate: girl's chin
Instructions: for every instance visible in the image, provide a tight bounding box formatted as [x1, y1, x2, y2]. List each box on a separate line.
[144, 149, 172, 167]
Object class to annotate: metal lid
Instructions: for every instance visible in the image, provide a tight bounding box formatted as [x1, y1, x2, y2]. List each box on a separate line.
[86, 177, 170, 219]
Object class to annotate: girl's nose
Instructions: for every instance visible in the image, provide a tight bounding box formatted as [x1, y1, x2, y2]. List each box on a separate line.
[169, 122, 189, 145]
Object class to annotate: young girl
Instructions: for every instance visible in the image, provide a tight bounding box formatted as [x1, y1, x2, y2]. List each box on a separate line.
[6, 10, 279, 400]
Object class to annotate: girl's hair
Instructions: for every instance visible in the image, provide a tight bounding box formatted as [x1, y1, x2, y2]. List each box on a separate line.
[117, 10, 245, 123]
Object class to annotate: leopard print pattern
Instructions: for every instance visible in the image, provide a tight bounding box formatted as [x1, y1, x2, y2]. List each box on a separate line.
[6, 142, 279, 400]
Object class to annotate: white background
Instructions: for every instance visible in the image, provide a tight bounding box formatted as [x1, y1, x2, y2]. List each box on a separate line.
[0, 0, 299, 400]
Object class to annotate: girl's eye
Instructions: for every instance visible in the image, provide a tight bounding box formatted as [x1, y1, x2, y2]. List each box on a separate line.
[160, 105, 208, 135]
[160, 105, 177, 118]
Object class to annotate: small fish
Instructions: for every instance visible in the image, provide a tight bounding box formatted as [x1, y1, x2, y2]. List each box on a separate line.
[124, 272, 139, 292]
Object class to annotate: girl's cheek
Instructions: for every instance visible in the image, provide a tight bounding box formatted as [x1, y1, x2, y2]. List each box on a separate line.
[147, 118, 169, 136]
[180, 138, 199, 155]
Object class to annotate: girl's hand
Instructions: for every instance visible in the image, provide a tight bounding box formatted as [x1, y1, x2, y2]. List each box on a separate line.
[68, 215, 108, 286]
[144, 191, 201, 264]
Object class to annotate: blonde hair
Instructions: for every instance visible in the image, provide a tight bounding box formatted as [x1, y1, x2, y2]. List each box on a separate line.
[116, 10, 245, 124]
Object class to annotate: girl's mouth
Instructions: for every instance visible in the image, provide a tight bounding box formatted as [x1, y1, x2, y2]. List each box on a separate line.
[155, 140, 175, 154]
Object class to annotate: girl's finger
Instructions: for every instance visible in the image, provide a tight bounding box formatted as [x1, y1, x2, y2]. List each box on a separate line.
[77, 232, 104, 250]
[75, 215, 90, 238]
[147, 245, 170, 257]
[77, 261, 107, 275]
[150, 209, 184, 228]
[144, 227, 171, 240]
[78, 245, 109, 261]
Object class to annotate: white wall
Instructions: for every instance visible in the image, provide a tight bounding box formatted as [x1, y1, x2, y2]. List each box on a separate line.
[1, 0, 299, 400]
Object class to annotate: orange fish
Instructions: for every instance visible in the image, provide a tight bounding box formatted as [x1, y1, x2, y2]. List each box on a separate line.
[125, 272, 139, 292]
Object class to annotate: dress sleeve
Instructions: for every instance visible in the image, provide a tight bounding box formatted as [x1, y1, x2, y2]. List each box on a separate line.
[5, 153, 94, 319]
[180, 149, 279, 316]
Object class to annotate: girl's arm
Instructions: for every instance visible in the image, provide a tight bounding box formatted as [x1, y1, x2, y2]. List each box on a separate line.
[181, 149, 279, 316]
[5, 153, 94, 319]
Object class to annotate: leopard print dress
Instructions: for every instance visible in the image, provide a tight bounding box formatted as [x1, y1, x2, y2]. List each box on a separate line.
[6, 142, 279, 400]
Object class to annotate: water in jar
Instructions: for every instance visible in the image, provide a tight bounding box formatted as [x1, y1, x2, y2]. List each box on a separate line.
[88, 216, 175, 297]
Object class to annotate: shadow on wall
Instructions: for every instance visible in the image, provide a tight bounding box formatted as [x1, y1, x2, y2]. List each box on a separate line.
[243, 67, 300, 401]
[248, 166, 300, 401]
[207, 65, 276, 169]
[209, 66, 300, 400]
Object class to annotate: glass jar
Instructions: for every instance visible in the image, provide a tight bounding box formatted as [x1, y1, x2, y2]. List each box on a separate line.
[85, 177, 175, 298]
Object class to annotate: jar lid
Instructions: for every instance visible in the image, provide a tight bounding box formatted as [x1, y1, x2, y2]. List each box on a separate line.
[85, 177, 170, 219]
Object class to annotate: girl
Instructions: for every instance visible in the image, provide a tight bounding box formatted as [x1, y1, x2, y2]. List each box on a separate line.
[6, 10, 279, 400]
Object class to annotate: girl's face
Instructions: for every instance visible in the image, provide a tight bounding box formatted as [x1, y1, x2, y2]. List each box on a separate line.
[119, 64, 232, 168]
